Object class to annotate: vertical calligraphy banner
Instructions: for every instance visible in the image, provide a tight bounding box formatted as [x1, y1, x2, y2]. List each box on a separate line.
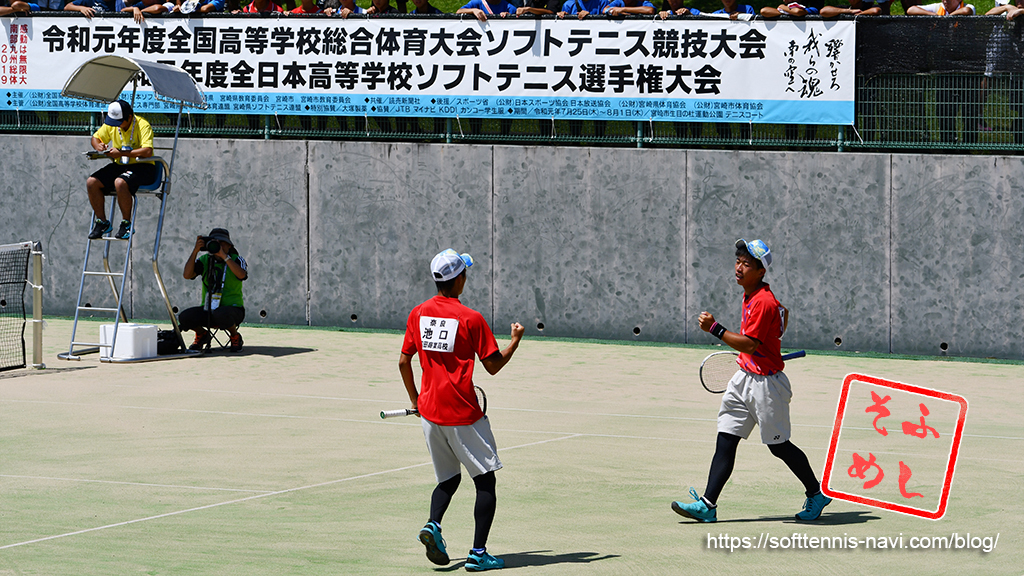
[1, 16, 854, 124]
[822, 373, 969, 520]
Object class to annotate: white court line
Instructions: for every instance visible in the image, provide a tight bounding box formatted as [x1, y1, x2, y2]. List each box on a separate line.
[0, 434, 582, 551]
[4, 397, 1017, 441]
[0, 475, 273, 494]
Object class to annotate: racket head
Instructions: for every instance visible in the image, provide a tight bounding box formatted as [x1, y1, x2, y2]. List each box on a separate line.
[699, 351, 739, 394]
[474, 385, 487, 415]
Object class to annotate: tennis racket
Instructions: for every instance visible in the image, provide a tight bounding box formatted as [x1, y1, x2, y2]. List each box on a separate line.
[699, 350, 806, 394]
[381, 386, 487, 419]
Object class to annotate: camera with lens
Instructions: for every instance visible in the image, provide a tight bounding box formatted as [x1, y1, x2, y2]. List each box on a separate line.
[201, 237, 221, 254]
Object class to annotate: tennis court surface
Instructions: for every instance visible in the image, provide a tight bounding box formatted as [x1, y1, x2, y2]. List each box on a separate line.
[1, 319, 1020, 575]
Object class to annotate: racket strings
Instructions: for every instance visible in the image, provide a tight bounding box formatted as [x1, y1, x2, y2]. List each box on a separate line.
[701, 354, 739, 393]
[475, 386, 487, 414]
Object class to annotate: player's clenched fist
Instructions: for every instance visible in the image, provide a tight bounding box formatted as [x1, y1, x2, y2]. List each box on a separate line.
[510, 322, 525, 340]
[698, 311, 717, 333]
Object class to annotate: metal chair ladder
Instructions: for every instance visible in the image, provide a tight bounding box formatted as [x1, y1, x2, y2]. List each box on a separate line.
[59, 155, 194, 362]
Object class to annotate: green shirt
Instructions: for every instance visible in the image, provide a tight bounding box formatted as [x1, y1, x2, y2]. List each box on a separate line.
[195, 252, 246, 309]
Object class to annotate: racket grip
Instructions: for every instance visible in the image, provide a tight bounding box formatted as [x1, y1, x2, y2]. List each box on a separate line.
[380, 408, 417, 419]
[782, 350, 806, 360]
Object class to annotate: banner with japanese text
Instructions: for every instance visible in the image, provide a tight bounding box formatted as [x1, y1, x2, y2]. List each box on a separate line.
[1, 16, 854, 124]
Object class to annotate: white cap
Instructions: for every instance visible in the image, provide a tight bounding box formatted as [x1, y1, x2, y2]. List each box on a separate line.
[431, 249, 474, 282]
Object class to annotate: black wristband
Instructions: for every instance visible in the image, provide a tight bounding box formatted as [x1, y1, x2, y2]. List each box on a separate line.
[710, 322, 727, 339]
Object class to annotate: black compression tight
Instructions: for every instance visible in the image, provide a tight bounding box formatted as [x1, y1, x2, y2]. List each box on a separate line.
[703, 433, 822, 504]
[427, 471, 497, 550]
[429, 474, 461, 524]
[472, 472, 497, 550]
[767, 440, 821, 497]
[704, 432, 741, 505]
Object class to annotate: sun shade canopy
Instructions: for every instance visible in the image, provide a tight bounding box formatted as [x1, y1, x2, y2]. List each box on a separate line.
[61, 55, 207, 109]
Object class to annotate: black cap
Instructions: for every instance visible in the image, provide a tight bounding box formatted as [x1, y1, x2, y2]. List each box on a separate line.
[208, 228, 232, 244]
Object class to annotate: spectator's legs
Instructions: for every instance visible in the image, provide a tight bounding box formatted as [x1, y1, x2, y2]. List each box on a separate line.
[936, 75, 956, 144]
[1011, 74, 1024, 146]
[674, 122, 700, 139]
[538, 118, 553, 137]
[963, 76, 982, 145]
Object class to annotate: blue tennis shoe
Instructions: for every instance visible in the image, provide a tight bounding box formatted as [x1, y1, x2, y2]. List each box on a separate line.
[671, 487, 717, 523]
[418, 522, 449, 566]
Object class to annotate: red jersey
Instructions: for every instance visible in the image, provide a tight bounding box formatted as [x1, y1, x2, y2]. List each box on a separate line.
[402, 295, 500, 426]
[289, 4, 320, 11]
[737, 283, 785, 375]
[243, 0, 283, 11]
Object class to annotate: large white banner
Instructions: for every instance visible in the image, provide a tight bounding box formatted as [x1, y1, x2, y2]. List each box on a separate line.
[1, 17, 854, 124]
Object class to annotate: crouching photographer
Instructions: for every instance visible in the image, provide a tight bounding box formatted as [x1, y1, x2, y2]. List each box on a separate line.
[178, 228, 248, 352]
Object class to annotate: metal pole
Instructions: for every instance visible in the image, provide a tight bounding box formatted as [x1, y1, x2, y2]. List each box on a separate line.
[31, 242, 44, 369]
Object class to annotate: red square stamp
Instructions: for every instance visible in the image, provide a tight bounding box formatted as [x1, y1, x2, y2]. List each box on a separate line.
[821, 373, 969, 520]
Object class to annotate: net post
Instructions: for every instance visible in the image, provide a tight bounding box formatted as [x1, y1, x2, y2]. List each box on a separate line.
[30, 241, 44, 369]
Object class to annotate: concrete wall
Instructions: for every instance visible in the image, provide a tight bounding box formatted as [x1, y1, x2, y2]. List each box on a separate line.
[1, 135, 1018, 359]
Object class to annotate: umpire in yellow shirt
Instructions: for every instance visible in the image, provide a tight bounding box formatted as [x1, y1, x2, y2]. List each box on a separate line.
[86, 99, 156, 240]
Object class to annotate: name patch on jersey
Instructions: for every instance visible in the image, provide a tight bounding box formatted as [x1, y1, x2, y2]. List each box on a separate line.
[420, 316, 459, 353]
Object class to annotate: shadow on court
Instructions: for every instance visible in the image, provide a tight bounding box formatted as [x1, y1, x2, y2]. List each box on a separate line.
[0, 366, 95, 380]
[689, 510, 880, 525]
[204, 346, 317, 358]
[435, 550, 619, 571]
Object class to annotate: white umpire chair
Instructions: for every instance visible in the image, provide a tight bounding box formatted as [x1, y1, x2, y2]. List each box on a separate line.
[58, 55, 207, 363]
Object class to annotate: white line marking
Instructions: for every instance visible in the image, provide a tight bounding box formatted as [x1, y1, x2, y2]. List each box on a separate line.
[0, 475, 272, 494]
[7, 398, 1017, 441]
[0, 434, 581, 550]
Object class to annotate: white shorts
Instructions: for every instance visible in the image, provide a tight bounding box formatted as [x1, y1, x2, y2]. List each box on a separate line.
[422, 416, 502, 483]
[717, 369, 793, 445]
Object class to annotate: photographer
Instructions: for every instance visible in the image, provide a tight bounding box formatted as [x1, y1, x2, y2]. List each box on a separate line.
[178, 228, 248, 352]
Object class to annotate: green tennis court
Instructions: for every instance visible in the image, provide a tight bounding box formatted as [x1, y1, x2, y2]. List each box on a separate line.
[1, 318, 1019, 575]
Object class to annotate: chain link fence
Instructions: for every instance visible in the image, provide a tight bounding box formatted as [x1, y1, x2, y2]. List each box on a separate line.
[3, 71, 1021, 151]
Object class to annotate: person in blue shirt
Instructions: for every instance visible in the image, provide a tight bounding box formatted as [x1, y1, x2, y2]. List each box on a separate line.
[0, 0, 30, 13]
[64, 0, 115, 18]
[819, 0, 889, 14]
[557, 0, 614, 18]
[605, 0, 654, 15]
[410, 0, 441, 13]
[457, 0, 514, 19]
[690, 0, 753, 17]
[760, 0, 822, 16]
[657, 0, 694, 16]
[9, 0, 60, 13]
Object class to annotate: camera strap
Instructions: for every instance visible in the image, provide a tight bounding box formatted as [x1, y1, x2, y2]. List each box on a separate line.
[203, 257, 229, 311]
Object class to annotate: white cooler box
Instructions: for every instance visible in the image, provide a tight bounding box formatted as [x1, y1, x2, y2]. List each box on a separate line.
[100, 323, 158, 359]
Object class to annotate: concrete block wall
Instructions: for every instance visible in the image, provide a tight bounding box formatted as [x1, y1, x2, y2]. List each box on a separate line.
[1, 136, 1019, 359]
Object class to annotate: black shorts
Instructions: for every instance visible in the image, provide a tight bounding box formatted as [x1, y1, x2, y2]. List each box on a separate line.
[90, 162, 159, 195]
